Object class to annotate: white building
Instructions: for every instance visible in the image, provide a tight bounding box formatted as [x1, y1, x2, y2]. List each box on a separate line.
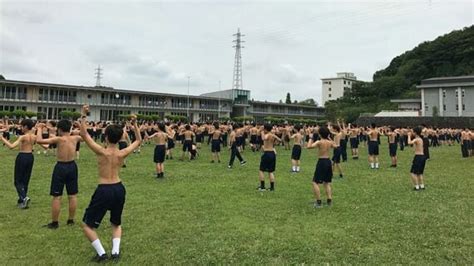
[321, 72, 357, 106]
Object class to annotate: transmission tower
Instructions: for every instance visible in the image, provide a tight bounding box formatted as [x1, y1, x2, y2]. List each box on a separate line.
[95, 65, 103, 86]
[232, 28, 245, 90]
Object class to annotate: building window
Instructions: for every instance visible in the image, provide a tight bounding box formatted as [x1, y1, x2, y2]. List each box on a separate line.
[443, 105, 446, 111]
[462, 104, 465, 111]
[348, 81, 351, 85]
[344, 80, 346, 85]
[328, 88, 331, 91]
[456, 91, 458, 97]
[328, 94, 332, 98]
[462, 90, 465, 97]
[443, 90, 446, 98]
[425, 104, 428, 111]
[456, 104, 459, 111]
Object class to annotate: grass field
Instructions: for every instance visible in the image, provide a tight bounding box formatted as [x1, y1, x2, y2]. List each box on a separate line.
[0, 139, 473, 264]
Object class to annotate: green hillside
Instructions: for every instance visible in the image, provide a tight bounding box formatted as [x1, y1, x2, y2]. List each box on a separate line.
[325, 25, 474, 122]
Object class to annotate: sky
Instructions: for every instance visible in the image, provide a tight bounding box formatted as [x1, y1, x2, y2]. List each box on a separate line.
[0, 0, 473, 104]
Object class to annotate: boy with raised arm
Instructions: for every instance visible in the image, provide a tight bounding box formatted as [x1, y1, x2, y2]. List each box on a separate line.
[228, 123, 246, 168]
[80, 105, 142, 262]
[147, 123, 169, 178]
[257, 124, 281, 191]
[0, 119, 36, 209]
[408, 126, 427, 191]
[209, 122, 222, 163]
[37, 119, 83, 228]
[290, 125, 304, 173]
[367, 123, 381, 169]
[307, 126, 337, 208]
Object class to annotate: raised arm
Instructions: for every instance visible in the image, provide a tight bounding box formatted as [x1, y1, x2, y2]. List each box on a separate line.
[0, 135, 20, 149]
[121, 115, 142, 156]
[36, 123, 60, 144]
[79, 105, 104, 155]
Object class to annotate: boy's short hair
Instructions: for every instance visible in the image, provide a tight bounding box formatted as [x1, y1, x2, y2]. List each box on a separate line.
[213, 122, 219, 129]
[333, 125, 340, 132]
[21, 119, 34, 130]
[185, 125, 191, 130]
[264, 123, 272, 132]
[413, 126, 422, 136]
[105, 125, 123, 144]
[57, 119, 72, 133]
[294, 125, 301, 131]
[371, 123, 376, 129]
[158, 123, 166, 132]
[319, 126, 330, 139]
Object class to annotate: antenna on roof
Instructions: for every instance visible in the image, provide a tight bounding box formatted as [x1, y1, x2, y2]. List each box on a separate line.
[95, 65, 103, 87]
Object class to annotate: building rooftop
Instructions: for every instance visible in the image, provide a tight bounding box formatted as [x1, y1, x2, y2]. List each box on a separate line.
[417, 75, 474, 88]
[0, 79, 233, 101]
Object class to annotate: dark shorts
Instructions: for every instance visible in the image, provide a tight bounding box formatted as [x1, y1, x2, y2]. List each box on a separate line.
[211, 139, 221, 152]
[167, 139, 175, 149]
[196, 134, 203, 143]
[50, 161, 78, 196]
[368, 141, 379, 156]
[350, 138, 359, 149]
[118, 141, 128, 150]
[259, 151, 276, 172]
[389, 143, 397, 157]
[410, 155, 427, 175]
[182, 140, 192, 152]
[332, 147, 342, 163]
[82, 182, 126, 229]
[291, 145, 302, 160]
[313, 158, 333, 184]
[154, 145, 166, 163]
[76, 141, 81, 152]
[250, 135, 257, 144]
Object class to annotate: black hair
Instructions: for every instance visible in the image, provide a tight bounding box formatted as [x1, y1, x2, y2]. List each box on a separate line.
[264, 123, 272, 132]
[105, 125, 123, 144]
[21, 119, 34, 130]
[57, 119, 72, 133]
[413, 126, 422, 136]
[185, 125, 191, 130]
[371, 123, 376, 129]
[333, 125, 340, 132]
[48, 121, 57, 127]
[158, 123, 166, 132]
[294, 125, 301, 131]
[213, 122, 220, 129]
[319, 126, 330, 139]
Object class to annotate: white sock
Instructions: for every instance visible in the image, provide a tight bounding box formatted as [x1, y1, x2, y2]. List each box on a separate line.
[91, 239, 106, 256]
[420, 184, 425, 189]
[296, 166, 300, 172]
[370, 163, 375, 168]
[415, 185, 420, 189]
[375, 163, 379, 168]
[112, 238, 121, 255]
[292, 166, 296, 171]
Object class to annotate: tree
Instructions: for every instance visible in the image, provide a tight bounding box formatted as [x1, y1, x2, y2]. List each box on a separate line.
[299, 98, 317, 106]
[0, 74, 5, 80]
[285, 92, 292, 104]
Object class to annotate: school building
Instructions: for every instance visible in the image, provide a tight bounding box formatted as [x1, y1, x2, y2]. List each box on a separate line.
[417, 75, 474, 117]
[0, 79, 324, 122]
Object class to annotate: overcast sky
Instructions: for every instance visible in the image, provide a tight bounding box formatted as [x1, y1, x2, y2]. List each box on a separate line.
[0, 0, 473, 104]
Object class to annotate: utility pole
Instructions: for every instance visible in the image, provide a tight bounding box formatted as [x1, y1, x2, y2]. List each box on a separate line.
[218, 80, 221, 119]
[187, 76, 190, 122]
[95, 65, 103, 87]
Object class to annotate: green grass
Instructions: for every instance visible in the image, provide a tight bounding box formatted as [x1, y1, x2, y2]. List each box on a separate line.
[0, 139, 473, 264]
